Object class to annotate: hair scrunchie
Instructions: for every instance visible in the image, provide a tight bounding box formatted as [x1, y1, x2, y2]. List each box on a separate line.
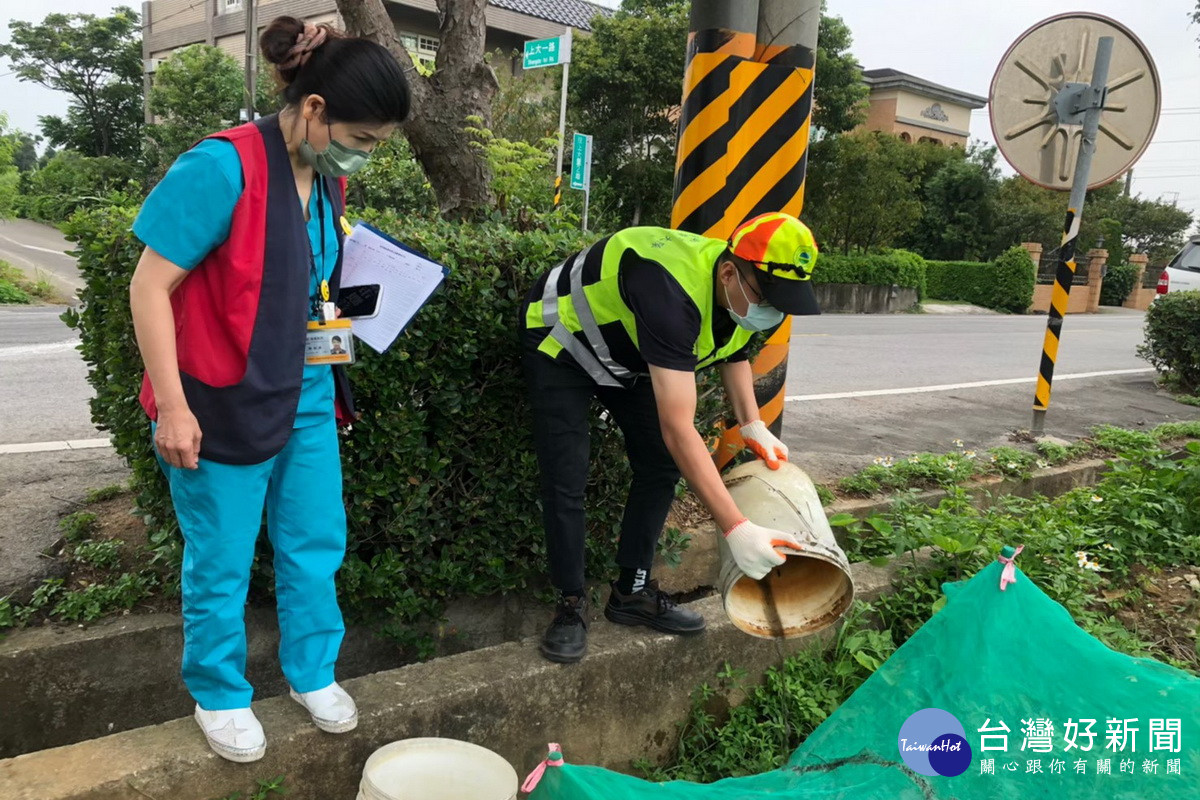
[280, 22, 328, 70]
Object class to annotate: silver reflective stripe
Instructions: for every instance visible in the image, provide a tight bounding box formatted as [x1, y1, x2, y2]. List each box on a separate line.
[540, 260, 566, 326]
[567, 244, 633, 380]
[538, 245, 626, 387]
[549, 322, 623, 387]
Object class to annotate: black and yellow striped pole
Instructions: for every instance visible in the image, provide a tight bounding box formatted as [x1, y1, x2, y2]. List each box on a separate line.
[671, 0, 820, 469]
[1032, 37, 1113, 434]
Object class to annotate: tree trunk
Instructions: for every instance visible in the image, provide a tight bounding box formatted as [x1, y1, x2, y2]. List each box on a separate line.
[335, 0, 497, 219]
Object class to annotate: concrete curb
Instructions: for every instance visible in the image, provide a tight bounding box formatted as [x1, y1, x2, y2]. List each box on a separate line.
[655, 457, 1111, 593]
[1, 457, 1113, 759]
[1, 559, 905, 800]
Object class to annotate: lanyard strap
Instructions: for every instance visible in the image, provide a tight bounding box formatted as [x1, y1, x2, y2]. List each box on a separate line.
[309, 178, 329, 319]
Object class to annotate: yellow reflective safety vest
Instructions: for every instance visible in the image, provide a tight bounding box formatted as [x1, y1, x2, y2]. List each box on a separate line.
[524, 226, 754, 387]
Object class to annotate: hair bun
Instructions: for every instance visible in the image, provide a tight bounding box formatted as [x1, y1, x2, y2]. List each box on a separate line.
[260, 16, 306, 67]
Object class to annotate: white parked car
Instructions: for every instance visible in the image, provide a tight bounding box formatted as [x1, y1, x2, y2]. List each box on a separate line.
[1156, 236, 1200, 295]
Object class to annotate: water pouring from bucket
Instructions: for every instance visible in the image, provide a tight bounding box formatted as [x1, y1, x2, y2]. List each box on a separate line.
[717, 460, 855, 639]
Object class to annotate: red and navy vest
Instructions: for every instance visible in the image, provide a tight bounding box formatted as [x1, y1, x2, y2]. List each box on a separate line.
[139, 115, 356, 465]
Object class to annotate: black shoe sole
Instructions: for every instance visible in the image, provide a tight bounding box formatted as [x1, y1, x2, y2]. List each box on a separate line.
[539, 642, 587, 664]
[604, 606, 707, 636]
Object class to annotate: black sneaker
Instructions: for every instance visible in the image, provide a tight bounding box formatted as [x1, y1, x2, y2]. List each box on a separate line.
[604, 580, 706, 635]
[539, 594, 589, 663]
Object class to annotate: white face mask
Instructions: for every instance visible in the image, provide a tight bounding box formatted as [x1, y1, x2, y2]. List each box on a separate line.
[727, 269, 785, 332]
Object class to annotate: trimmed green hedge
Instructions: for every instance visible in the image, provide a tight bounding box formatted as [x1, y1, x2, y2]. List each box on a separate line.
[814, 249, 927, 299]
[925, 246, 1035, 313]
[63, 206, 732, 639]
[1100, 263, 1139, 307]
[1139, 290, 1200, 393]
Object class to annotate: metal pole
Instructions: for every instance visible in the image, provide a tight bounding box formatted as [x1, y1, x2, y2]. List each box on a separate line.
[244, 0, 257, 121]
[1032, 35, 1113, 434]
[142, 1, 153, 124]
[583, 187, 590, 232]
[553, 28, 571, 208]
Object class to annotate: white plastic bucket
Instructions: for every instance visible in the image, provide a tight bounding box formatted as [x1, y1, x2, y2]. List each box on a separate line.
[357, 738, 519, 800]
[717, 460, 855, 639]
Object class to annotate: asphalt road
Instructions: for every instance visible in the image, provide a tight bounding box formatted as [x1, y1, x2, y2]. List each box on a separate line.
[0, 218, 82, 299]
[781, 310, 1199, 481]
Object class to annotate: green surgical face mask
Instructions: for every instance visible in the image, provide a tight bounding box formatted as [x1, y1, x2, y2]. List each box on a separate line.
[299, 121, 371, 177]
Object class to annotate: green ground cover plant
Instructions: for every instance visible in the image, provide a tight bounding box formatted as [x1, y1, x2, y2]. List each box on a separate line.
[648, 441, 1200, 781]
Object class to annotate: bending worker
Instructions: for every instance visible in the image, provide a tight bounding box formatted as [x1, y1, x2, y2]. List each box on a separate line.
[523, 212, 820, 663]
[129, 18, 408, 762]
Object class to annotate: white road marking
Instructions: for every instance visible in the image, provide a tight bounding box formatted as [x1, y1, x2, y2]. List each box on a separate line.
[0, 340, 78, 359]
[0, 234, 69, 256]
[0, 438, 112, 455]
[785, 368, 1156, 402]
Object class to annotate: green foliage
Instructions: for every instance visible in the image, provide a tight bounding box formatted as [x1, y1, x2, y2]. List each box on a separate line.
[345, 137, 436, 217]
[812, 15, 869, 135]
[924, 246, 1035, 313]
[813, 249, 927, 298]
[1091, 424, 1158, 454]
[838, 451, 975, 496]
[804, 132, 924, 254]
[17, 150, 141, 223]
[60, 511, 98, 544]
[73, 540, 122, 569]
[568, 2, 688, 229]
[488, 49, 560, 145]
[50, 572, 156, 622]
[465, 119, 557, 222]
[1099, 262, 1140, 306]
[85, 484, 126, 503]
[1139, 290, 1200, 393]
[0, 113, 22, 218]
[62, 204, 728, 636]
[902, 145, 1000, 261]
[146, 45, 245, 175]
[0, 7, 143, 158]
[213, 775, 288, 800]
[0, 279, 31, 304]
[639, 605, 895, 782]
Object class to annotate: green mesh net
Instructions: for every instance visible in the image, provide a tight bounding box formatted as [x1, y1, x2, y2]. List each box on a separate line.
[527, 559, 1200, 799]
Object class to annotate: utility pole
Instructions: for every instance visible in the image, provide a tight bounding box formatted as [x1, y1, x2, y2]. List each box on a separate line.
[1124, 168, 1132, 196]
[244, 0, 257, 121]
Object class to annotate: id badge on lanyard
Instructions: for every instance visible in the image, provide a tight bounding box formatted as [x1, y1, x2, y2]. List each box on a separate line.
[304, 187, 354, 365]
[306, 309, 355, 365]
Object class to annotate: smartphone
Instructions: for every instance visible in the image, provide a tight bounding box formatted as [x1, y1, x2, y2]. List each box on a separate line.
[339, 284, 383, 320]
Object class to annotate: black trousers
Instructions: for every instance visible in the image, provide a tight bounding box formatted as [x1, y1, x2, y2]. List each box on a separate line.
[523, 348, 681, 594]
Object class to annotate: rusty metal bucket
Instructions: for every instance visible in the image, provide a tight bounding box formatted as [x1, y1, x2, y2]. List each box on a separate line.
[716, 460, 855, 638]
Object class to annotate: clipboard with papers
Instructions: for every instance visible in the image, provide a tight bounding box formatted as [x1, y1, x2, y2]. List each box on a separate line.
[339, 222, 449, 354]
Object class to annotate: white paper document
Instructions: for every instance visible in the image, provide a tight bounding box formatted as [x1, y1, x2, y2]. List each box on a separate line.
[339, 223, 448, 353]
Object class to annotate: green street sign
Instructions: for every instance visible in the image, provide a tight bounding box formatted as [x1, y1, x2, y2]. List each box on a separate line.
[570, 133, 593, 191]
[523, 34, 570, 70]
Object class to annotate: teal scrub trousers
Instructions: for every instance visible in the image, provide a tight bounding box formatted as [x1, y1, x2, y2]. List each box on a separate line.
[158, 415, 347, 710]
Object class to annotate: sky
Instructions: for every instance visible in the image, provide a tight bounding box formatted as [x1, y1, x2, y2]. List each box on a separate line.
[2, 0, 1197, 217]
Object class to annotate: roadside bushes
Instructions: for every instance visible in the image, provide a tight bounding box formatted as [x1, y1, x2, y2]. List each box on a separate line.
[17, 151, 142, 224]
[814, 249, 927, 299]
[63, 205, 731, 636]
[924, 246, 1035, 313]
[1099, 262, 1140, 307]
[1139, 290, 1200, 393]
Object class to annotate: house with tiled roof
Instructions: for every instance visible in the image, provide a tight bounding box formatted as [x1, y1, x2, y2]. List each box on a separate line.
[141, 0, 614, 118]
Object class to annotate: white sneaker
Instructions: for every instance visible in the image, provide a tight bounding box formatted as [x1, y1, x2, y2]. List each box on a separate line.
[194, 705, 266, 763]
[290, 681, 358, 733]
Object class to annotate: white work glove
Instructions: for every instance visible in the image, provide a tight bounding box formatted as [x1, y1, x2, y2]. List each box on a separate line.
[724, 519, 804, 580]
[740, 420, 789, 470]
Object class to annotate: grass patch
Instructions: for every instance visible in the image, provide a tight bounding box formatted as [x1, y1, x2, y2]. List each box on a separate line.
[0, 260, 59, 303]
